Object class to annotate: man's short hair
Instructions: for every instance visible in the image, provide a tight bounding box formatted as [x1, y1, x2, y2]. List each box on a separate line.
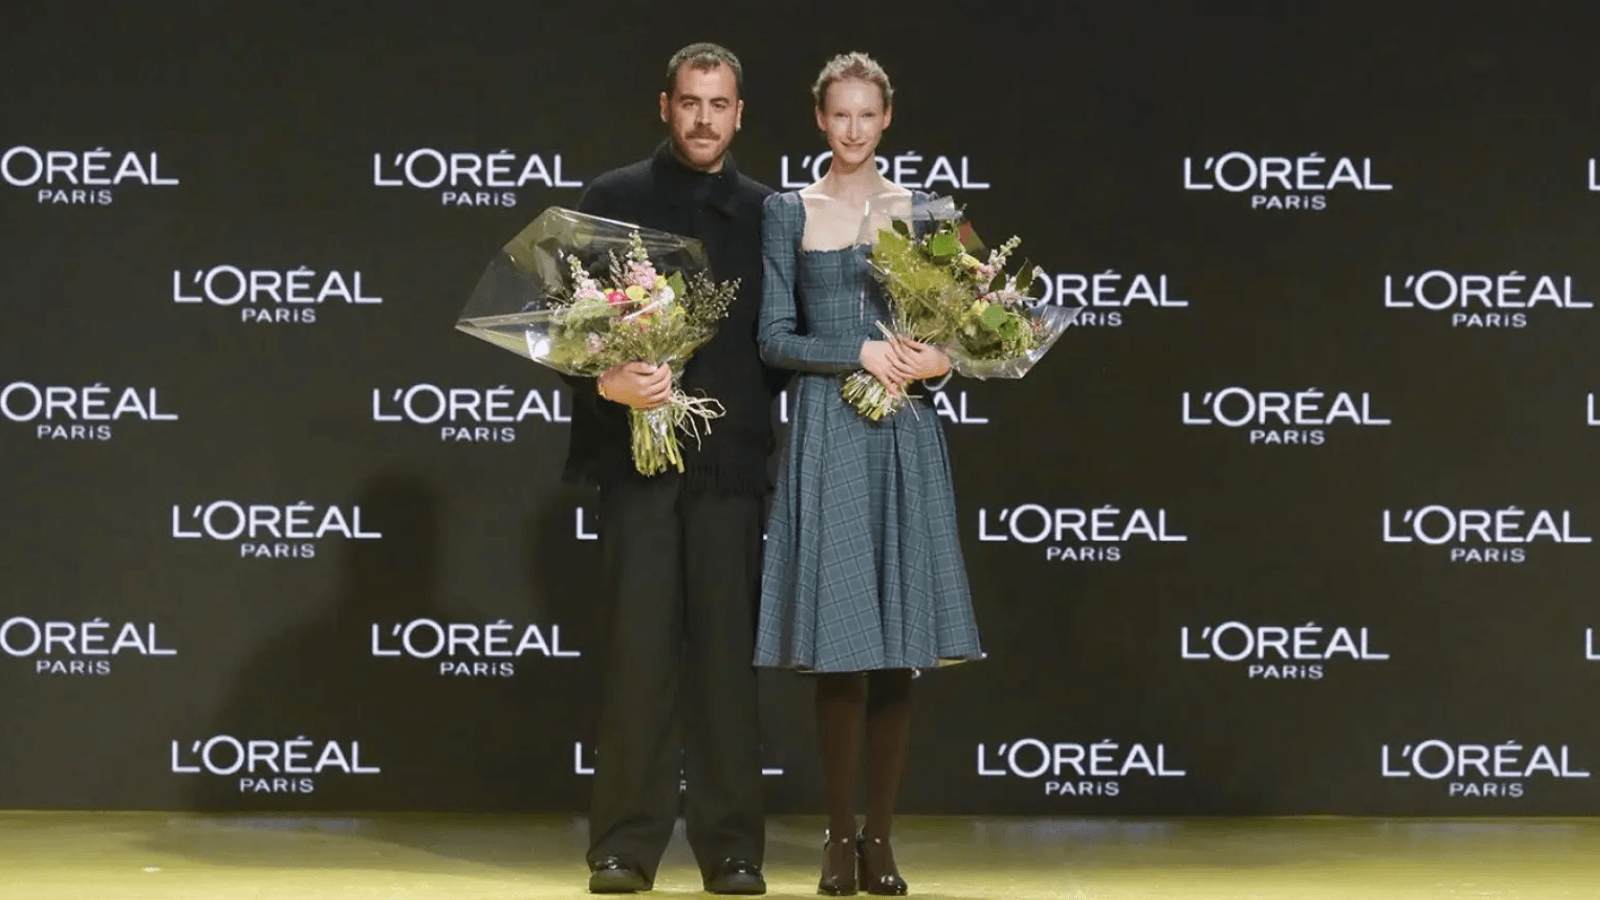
[665, 42, 744, 98]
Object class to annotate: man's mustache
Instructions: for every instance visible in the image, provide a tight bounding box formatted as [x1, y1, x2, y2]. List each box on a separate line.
[685, 128, 720, 140]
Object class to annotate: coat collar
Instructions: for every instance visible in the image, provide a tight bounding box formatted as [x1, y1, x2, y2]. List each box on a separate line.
[651, 140, 741, 218]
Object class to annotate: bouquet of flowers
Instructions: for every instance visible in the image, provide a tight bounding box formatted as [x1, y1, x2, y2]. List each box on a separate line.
[457, 206, 739, 475]
[839, 195, 1080, 420]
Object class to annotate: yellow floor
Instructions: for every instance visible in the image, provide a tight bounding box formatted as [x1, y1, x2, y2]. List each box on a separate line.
[2, 812, 1599, 899]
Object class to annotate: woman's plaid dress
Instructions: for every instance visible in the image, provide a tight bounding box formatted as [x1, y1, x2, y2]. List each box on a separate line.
[753, 191, 984, 673]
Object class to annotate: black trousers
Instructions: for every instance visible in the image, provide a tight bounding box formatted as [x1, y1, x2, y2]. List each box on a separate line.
[586, 475, 765, 881]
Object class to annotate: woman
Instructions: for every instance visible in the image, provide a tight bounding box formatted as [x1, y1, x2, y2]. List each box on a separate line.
[755, 52, 983, 896]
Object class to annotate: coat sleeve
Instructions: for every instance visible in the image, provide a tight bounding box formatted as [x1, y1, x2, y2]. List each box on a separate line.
[757, 193, 866, 373]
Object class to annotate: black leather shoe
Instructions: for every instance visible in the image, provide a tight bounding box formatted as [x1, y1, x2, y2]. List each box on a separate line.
[589, 856, 650, 893]
[706, 858, 767, 895]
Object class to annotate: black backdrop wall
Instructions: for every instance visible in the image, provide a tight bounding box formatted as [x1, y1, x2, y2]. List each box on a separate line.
[5, 1, 1600, 816]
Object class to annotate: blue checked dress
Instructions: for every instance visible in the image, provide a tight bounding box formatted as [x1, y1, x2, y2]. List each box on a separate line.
[754, 191, 983, 673]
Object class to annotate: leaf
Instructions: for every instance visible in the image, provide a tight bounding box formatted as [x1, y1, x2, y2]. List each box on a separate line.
[979, 303, 1010, 333]
[876, 227, 910, 256]
[929, 233, 961, 258]
[892, 218, 911, 238]
[667, 271, 686, 298]
[988, 270, 1006, 294]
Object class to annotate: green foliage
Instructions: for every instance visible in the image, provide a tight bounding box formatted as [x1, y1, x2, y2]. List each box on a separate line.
[980, 303, 1010, 333]
[868, 216, 1044, 365]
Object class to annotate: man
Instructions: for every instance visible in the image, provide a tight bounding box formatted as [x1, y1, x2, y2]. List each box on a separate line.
[564, 42, 780, 895]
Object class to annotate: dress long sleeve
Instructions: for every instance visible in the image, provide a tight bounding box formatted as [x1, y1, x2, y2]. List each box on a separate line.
[758, 194, 865, 373]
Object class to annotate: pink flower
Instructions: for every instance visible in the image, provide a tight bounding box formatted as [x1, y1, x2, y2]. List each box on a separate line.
[586, 333, 604, 353]
[626, 264, 656, 289]
[575, 288, 606, 303]
[606, 291, 629, 305]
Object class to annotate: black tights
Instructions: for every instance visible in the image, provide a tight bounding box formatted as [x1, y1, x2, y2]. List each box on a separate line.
[815, 669, 914, 841]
